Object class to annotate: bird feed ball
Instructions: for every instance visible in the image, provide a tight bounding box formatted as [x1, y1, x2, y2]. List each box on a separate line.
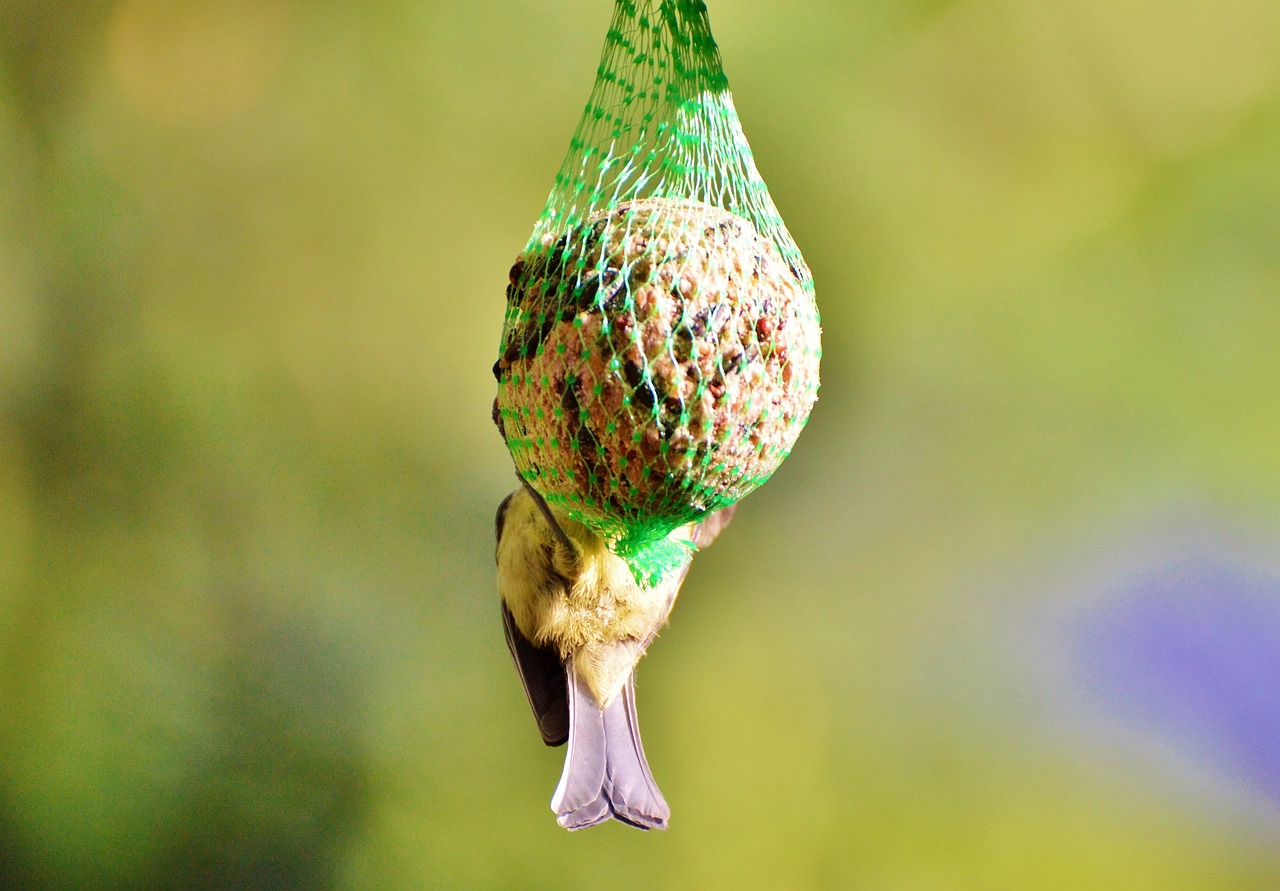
[494, 197, 820, 551]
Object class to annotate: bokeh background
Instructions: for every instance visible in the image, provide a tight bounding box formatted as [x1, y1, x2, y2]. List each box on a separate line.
[3, 0, 1280, 888]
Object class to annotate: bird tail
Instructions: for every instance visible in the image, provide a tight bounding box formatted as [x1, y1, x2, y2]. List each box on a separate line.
[550, 656, 670, 830]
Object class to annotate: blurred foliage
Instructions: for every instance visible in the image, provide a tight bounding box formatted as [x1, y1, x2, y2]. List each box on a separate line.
[1, 0, 1279, 888]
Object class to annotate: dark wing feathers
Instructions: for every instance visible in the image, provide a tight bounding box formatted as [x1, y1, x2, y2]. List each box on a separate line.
[501, 601, 569, 746]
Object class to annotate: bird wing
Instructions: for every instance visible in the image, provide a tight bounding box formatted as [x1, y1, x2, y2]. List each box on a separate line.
[691, 503, 737, 549]
[501, 600, 570, 747]
[630, 504, 739, 654]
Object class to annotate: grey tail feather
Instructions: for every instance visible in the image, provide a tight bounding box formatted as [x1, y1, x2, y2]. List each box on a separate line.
[602, 672, 669, 829]
[551, 657, 670, 831]
[550, 658, 610, 830]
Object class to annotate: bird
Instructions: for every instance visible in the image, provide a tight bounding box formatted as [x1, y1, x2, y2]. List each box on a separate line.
[495, 480, 735, 830]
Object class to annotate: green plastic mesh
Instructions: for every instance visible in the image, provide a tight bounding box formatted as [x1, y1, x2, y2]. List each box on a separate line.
[494, 0, 821, 584]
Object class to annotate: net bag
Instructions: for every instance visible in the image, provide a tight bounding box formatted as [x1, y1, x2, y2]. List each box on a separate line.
[494, 0, 821, 583]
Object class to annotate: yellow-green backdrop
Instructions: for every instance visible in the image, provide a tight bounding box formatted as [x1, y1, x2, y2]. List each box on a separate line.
[2, 1, 1279, 888]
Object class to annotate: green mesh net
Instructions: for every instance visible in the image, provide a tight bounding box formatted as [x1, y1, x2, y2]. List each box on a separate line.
[494, 0, 821, 584]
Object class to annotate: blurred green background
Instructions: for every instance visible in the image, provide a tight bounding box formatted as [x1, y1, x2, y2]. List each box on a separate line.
[3, 0, 1280, 888]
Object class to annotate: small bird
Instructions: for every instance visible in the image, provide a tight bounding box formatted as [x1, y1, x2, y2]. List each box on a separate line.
[495, 481, 735, 830]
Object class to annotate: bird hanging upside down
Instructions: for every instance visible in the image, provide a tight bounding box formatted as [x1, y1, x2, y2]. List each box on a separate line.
[495, 481, 735, 830]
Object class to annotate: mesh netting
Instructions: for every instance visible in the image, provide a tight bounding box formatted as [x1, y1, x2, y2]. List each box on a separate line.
[494, 0, 821, 584]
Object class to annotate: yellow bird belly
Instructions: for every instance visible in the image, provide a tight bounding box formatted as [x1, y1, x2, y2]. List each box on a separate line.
[496, 486, 688, 705]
